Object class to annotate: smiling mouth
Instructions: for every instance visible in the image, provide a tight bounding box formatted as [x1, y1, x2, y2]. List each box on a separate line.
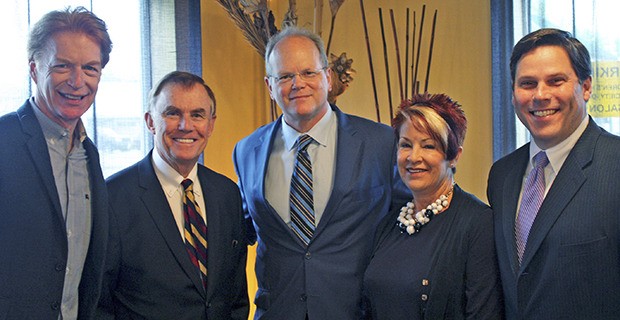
[174, 138, 196, 143]
[60, 92, 87, 100]
[407, 168, 426, 173]
[531, 109, 557, 117]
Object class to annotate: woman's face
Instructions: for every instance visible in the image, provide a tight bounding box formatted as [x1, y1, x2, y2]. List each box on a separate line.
[397, 121, 458, 201]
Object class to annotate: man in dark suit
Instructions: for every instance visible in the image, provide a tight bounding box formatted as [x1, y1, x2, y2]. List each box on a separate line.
[233, 27, 407, 319]
[488, 28, 620, 320]
[97, 71, 248, 319]
[0, 7, 111, 320]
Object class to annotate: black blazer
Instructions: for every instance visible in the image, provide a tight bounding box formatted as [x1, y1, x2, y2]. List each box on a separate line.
[0, 101, 108, 319]
[488, 118, 620, 320]
[97, 152, 248, 319]
[364, 185, 504, 319]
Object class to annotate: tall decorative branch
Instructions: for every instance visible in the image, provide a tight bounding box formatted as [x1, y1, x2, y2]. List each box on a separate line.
[359, 0, 381, 122]
[424, 10, 437, 93]
[404, 8, 410, 100]
[390, 9, 404, 104]
[326, 0, 345, 54]
[378, 8, 393, 119]
[413, 4, 426, 95]
[314, 0, 323, 35]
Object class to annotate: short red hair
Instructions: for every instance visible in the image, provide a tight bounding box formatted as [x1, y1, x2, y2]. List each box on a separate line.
[392, 93, 467, 161]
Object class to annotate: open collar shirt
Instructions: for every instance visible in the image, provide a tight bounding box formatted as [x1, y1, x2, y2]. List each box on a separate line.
[32, 97, 91, 320]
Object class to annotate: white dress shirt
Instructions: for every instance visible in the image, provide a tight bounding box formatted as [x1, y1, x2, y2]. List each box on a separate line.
[151, 150, 207, 238]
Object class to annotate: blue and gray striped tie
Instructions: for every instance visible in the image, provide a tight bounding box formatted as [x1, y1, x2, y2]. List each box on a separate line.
[290, 134, 315, 245]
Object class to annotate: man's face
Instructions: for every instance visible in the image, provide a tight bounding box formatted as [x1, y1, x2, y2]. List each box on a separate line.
[29, 31, 103, 129]
[265, 36, 332, 132]
[512, 45, 592, 149]
[146, 82, 215, 176]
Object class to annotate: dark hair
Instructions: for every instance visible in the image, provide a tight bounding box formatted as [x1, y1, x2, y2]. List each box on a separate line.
[148, 71, 216, 116]
[393, 93, 467, 163]
[264, 26, 328, 74]
[28, 6, 113, 68]
[510, 28, 591, 84]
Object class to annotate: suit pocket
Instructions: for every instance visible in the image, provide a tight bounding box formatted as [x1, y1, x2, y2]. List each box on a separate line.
[559, 235, 608, 257]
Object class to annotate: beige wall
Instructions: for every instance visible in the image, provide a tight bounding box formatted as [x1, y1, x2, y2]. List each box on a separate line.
[201, 0, 492, 318]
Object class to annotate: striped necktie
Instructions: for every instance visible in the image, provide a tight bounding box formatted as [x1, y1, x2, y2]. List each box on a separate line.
[182, 179, 208, 287]
[290, 134, 315, 245]
[515, 151, 549, 265]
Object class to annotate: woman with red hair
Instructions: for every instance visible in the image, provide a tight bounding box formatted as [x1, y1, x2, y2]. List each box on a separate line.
[362, 93, 504, 319]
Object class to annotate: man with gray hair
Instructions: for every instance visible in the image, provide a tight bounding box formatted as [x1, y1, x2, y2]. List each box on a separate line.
[98, 71, 248, 319]
[0, 7, 112, 319]
[234, 27, 407, 319]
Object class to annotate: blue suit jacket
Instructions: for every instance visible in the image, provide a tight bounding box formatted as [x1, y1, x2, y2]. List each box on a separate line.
[97, 153, 249, 320]
[0, 101, 108, 319]
[487, 118, 620, 320]
[233, 105, 408, 320]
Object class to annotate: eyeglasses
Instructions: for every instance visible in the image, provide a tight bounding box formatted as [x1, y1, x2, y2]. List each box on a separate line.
[268, 67, 327, 85]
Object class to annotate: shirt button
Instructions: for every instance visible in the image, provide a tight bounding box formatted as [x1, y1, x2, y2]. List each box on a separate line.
[305, 252, 311, 259]
[421, 294, 428, 301]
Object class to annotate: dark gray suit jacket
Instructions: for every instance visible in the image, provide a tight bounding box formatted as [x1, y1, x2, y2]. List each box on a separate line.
[0, 100, 108, 319]
[97, 152, 248, 319]
[488, 118, 620, 320]
[233, 105, 408, 320]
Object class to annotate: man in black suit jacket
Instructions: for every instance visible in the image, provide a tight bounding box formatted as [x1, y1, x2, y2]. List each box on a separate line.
[0, 7, 111, 319]
[488, 28, 620, 319]
[97, 71, 248, 319]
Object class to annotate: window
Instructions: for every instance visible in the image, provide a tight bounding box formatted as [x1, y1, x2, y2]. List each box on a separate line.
[513, 0, 620, 147]
[0, 0, 202, 177]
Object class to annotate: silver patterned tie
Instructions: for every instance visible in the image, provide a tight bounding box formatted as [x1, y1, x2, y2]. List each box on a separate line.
[289, 134, 315, 245]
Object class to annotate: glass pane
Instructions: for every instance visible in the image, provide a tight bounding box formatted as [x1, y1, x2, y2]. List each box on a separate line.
[87, 0, 147, 177]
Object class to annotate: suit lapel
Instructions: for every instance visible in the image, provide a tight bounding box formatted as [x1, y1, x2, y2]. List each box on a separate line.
[17, 103, 64, 222]
[316, 108, 362, 236]
[520, 121, 599, 269]
[137, 155, 206, 297]
[502, 146, 529, 274]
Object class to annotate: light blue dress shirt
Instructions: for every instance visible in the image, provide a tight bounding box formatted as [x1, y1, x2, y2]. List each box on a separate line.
[265, 107, 338, 225]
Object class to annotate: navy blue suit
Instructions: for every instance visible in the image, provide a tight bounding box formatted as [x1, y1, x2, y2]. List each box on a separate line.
[0, 101, 108, 319]
[97, 153, 248, 319]
[488, 118, 620, 319]
[233, 105, 407, 320]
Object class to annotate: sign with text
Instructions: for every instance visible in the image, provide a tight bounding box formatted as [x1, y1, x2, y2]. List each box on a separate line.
[589, 61, 620, 118]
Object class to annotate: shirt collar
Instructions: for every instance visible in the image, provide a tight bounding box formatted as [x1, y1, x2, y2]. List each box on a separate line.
[151, 149, 200, 198]
[31, 97, 88, 144]
[281, 106, 335, 151]
[529, 115, 589, 172]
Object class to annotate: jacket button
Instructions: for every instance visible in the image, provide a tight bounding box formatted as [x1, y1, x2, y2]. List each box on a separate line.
[305, 252, 311, 259]
[300, 294, 307, 301]
[422, 279, 429, 286]
[421, 294, 428, 301]
[55, 263, 65, 272]
[51, 302, 60, 310]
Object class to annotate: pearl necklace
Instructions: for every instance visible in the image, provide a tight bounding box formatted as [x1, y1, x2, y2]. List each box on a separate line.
[397, 186, 454, 235]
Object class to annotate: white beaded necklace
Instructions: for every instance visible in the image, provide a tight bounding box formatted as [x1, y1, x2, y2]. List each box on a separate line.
[397, 185, 454, 235]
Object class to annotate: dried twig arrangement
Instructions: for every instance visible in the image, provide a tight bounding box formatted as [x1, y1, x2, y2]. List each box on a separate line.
[362, 2, 438, 121]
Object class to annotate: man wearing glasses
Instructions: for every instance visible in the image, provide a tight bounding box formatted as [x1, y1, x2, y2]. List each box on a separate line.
[233, 27, 407, 320]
